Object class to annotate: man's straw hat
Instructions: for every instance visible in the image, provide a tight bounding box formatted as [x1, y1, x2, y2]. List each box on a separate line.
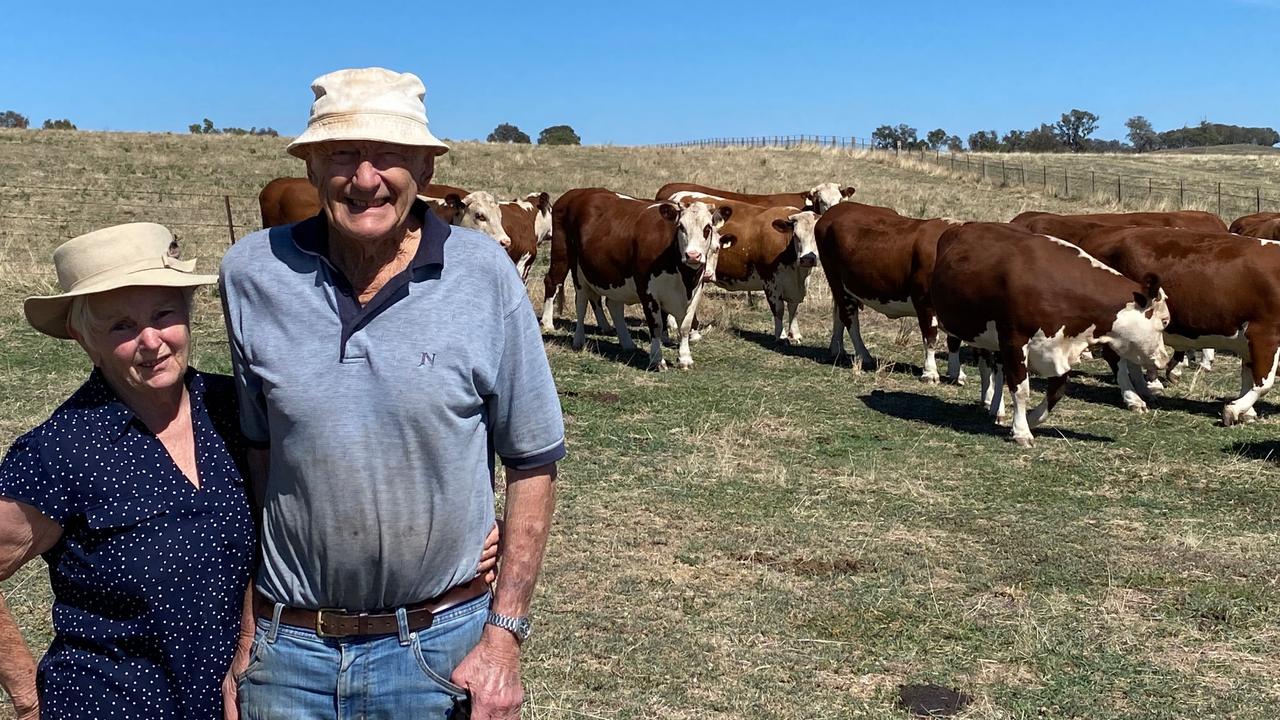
[24, 222, 216, 339]
[286, 67, 449, 159]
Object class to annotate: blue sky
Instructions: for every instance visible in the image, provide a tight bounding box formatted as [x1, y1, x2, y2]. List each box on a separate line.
[3, 0, 1277, 145]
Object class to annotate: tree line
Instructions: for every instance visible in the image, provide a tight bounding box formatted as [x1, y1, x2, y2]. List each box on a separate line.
[875, 110, 1278, 154]
[1, 111, 76, 130]
[487, 123, 581, 146]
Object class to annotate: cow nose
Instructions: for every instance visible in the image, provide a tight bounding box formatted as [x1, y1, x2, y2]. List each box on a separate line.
[685, 250, 704, 265]
[499, 237, 511, 248]
[799, 252, 818, 268]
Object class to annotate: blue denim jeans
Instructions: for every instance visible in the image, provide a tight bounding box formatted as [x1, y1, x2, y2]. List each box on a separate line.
[236, 592, 489, 720]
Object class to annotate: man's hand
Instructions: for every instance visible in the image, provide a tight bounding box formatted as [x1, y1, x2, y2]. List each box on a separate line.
[451, 626, 522, 720]
[221, 638, 253, 720]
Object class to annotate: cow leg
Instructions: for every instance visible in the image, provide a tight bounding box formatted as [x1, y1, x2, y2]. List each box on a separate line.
[1224, 334, 1279, 425]
[846, 306, 875, 372]
[662, 312, 678, 346]
[946, 335, 967, 386]
[607, 299, 637, 352]
[1168, 350, 1188, 382]
[637, 290, 667, 371]
[1002, 342, 1034, 447]
[673, 302, 697, 369]
[829, 299, 847, 359]
[592, 298, 613, 334]
[979, 351, 1006, 423]
[917, 309, 940, 384]
[1145, 366, 1165, 393]
[516, 255, 533, 284]
[685, 285, 709, 343]
[689, 314, 702, 343]
[1115, 359, 1150, 413]
[572, 288, 592, 351]
[541, 280, 560, 332]
[786, 300, 803, 343]
[766, 284, 787, 344]
[1099, 345, 1122, 381]
[1027, 374, 1070, 429]
[1199, 348, 1216, 371]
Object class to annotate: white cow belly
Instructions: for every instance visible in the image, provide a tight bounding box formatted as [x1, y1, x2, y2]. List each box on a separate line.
[577, 269, 640, 304]
[860, 297, 916, 320]
[1165, 326, 1249, 355]
[1026, 326, 1095, 376]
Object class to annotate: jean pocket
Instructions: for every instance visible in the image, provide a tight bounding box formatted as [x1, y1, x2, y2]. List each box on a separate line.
[233, 626, 268, 684]
[411, 640, 468, 697]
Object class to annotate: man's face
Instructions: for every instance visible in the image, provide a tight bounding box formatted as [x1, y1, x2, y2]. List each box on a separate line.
[307, 141, 435, 244]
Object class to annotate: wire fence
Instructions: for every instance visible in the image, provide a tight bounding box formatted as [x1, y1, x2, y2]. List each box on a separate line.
[654, 135, 1280, 220]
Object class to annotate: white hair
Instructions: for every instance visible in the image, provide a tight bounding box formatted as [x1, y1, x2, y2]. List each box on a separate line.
[66, 286, 196, 348]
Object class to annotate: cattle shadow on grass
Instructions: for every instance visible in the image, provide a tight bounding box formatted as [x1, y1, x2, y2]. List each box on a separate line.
[542, 333, 656, 371]
[1225, 440, 1280, 464]
[859, 389, 1114, 444]
[727, 326, 933, 376]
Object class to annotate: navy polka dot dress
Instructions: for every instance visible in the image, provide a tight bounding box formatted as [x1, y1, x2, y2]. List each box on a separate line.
[0, 368, 256, 720]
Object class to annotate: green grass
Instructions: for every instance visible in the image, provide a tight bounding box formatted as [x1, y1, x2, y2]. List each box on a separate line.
[1, 130, 1278, 719]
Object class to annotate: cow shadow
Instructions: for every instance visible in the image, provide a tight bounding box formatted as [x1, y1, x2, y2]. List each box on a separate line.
[542, 332, 656, 371]
[860, 389, 1114, 444]
[1225, 440, 1280, 464]
[728, 327, 933, 374]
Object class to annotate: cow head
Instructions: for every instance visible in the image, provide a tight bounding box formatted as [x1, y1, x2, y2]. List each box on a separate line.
[525, 192, 553, 244]
[659, 201, 732, 273]
[1107, 273, 1172, 372]
[447, 191, 512, 248]
[803, 182, 857, 213]
[773, 210, 820, 268]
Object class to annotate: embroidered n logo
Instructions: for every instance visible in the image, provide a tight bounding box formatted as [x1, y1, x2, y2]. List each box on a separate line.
[418, 351, 437, 367]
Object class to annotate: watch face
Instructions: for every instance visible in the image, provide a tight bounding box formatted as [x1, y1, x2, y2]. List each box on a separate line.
[515, 617, 532, 640]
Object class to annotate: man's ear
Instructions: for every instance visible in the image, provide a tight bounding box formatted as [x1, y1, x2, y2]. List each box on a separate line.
[417, 152, 437, 187]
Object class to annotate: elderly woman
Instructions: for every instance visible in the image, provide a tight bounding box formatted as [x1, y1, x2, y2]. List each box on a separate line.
[0, 222, 501, 719]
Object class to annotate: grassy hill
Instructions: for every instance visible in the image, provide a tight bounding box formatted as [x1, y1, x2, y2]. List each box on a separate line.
[1, 130, 1278, 720]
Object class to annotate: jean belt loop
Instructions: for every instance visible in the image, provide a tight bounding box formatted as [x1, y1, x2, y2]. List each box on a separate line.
[266, 603, 284, 644]
[396, 607, 411, 646]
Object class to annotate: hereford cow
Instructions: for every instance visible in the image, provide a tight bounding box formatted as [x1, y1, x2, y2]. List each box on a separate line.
[670, 196, 820, 343]
[1010, 210, 1228, 233]
[1015, 221, 1280, 425]
[655, 181, 856, 214]
[490, 192, 552, 282]
[444, 190, 513, 250]
[1231, 212, 1280, 240]
[816, 202, 965, 383]
[258, 176, 471, 227]
[931, 222, 1171, 446]
[557, 189, 731, 369]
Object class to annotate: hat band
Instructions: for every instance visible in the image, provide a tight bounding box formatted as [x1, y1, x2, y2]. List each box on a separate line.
[66, 254, 198, 292]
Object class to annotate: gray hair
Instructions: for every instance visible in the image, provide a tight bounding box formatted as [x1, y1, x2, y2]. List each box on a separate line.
[66, 286, 197, 346]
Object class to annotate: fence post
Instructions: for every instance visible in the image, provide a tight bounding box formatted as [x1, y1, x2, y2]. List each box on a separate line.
[1042, 165, 1047, 192]
[1148, 178, 1152, 197]
[1091, 171, 1096, 196]
[1258, 187, 1263, 213]
[224, 195, 236, 245]
[981, 158, 986, 180]
[1217, 182, 1222, 217]
[1179, 178, 1184, 208]
[1117, 176, 1122, 203]
[1064, 171, 1069, 197]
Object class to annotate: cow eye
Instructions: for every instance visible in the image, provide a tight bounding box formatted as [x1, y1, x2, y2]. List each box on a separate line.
[703, 226, 712, 239]
[475, 213, 486, 222]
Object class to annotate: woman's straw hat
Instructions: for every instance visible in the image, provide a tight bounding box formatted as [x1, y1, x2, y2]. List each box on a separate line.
[23, 222, 216, 339]
[286, 67, 450, 159]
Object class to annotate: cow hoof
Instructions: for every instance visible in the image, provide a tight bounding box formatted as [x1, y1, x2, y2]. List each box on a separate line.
[677, 360, 694, 370]
[1012, 435, 1034, 448]
[952, 374, 968, 387]
[1126, 402, 1149, 414]
[541, 322, 555, 333]
[1146, 378, 1165, 393]
[1200, 363, 1214, 372]
[650, 360, 668, 372]
[689, 330, 703, 343]
[920, 372, 940, 385]
[992, 413, 1008, 426]
[791, 334, 804, 343]
[572, 339, 585, 352]
[1080, 350, 1095, 362]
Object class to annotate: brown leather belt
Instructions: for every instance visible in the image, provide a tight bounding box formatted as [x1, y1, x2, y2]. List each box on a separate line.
[254, 576, 490, 638]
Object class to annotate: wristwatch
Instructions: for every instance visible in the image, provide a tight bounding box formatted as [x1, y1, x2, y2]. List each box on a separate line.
[485, 612, 532, 643]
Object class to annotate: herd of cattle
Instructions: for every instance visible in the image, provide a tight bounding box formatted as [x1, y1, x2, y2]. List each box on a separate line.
[257, 176, 1280, 447]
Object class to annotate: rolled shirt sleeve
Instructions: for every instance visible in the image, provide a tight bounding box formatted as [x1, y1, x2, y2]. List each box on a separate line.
[488, 296, 566, 471]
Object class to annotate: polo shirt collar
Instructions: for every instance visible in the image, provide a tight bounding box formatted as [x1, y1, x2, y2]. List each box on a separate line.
[291, 197, 447, 271]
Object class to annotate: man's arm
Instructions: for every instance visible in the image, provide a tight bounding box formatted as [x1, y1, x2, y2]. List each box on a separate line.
[452, 462, 556, 720]
[221, 446, 268, 720]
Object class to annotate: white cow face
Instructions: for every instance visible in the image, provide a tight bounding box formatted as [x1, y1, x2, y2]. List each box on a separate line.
[805, 182, 856, 213]
[526, 192, 553, 244]
[773, 210, 820, 268]
[448, 191, 511, 248]
[660, 201, 732, 271]
[1108, 283, 1172, 372]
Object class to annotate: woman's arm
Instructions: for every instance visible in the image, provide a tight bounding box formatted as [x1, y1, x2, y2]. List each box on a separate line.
[0, 498, 62, 720]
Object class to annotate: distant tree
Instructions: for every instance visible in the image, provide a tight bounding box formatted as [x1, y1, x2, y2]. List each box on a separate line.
[1084, 138, 1132, 153]
[41, 118, 76, 130]
[0, 111, 30, 129]
[872, 123, 919, 150]
[251, 127, 279, 137]
[871, 124, 898, 149]
[968, 130, 1001, 152]
[188, 118, 218, 134]
[1054, 109, 1099, 153]
[946, 135, 964, 153]
[487, 123, 531, 144]
[1125, 115, 1158, 153]
[1001, 129, 1026, 152]
[538, 125, 581, 145]
[1023, 123, 1062, 152]
[925, 128, 949, 150]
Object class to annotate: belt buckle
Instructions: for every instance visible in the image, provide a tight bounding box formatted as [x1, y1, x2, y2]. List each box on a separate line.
[315, 608, 346, 638]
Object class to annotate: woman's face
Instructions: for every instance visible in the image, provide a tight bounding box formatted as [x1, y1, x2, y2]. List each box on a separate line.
[76, 286, 190, 399]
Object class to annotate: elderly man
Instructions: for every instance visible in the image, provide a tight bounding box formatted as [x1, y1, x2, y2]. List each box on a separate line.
[218, 67, 563, 720]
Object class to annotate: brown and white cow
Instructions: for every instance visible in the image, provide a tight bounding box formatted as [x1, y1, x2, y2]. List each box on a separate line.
[1231, 212, 1280, 240]
[494, 192, 552, 282]
[662, 195, 820, 343]
[655, 181, 856, 214]
[815, 202, 964, 383]
[1015, 220, 1280, 425]
[258, 176, 471, 227]
[444, 190, 513, 250]
[557, 188, 731, 369]
[931, 222, 1171, 446]
[1010, 210, 1228, 233]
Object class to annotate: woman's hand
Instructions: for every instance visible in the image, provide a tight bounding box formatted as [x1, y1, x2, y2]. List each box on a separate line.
[477, 521, 502, 584]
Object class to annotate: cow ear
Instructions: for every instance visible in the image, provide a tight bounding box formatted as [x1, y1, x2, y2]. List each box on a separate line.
[445, 193, 465, 209]
[714, 206, 733, 226]
[772, 218, 795, 233]
[1143, 273, 1161, 302]
[801, 190, 814, 202]
[537, 192, 551, 211]
[841, 186, 857, 198]
[658, 203, 679, 221]
[718, 233, 737, 249]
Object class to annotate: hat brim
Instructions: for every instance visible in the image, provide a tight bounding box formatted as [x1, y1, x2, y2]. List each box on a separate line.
[286, 112, 450, 159]
[24, 268, 217, 340]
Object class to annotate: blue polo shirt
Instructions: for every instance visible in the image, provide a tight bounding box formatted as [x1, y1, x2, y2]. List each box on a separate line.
[219, 203, 565, 610]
